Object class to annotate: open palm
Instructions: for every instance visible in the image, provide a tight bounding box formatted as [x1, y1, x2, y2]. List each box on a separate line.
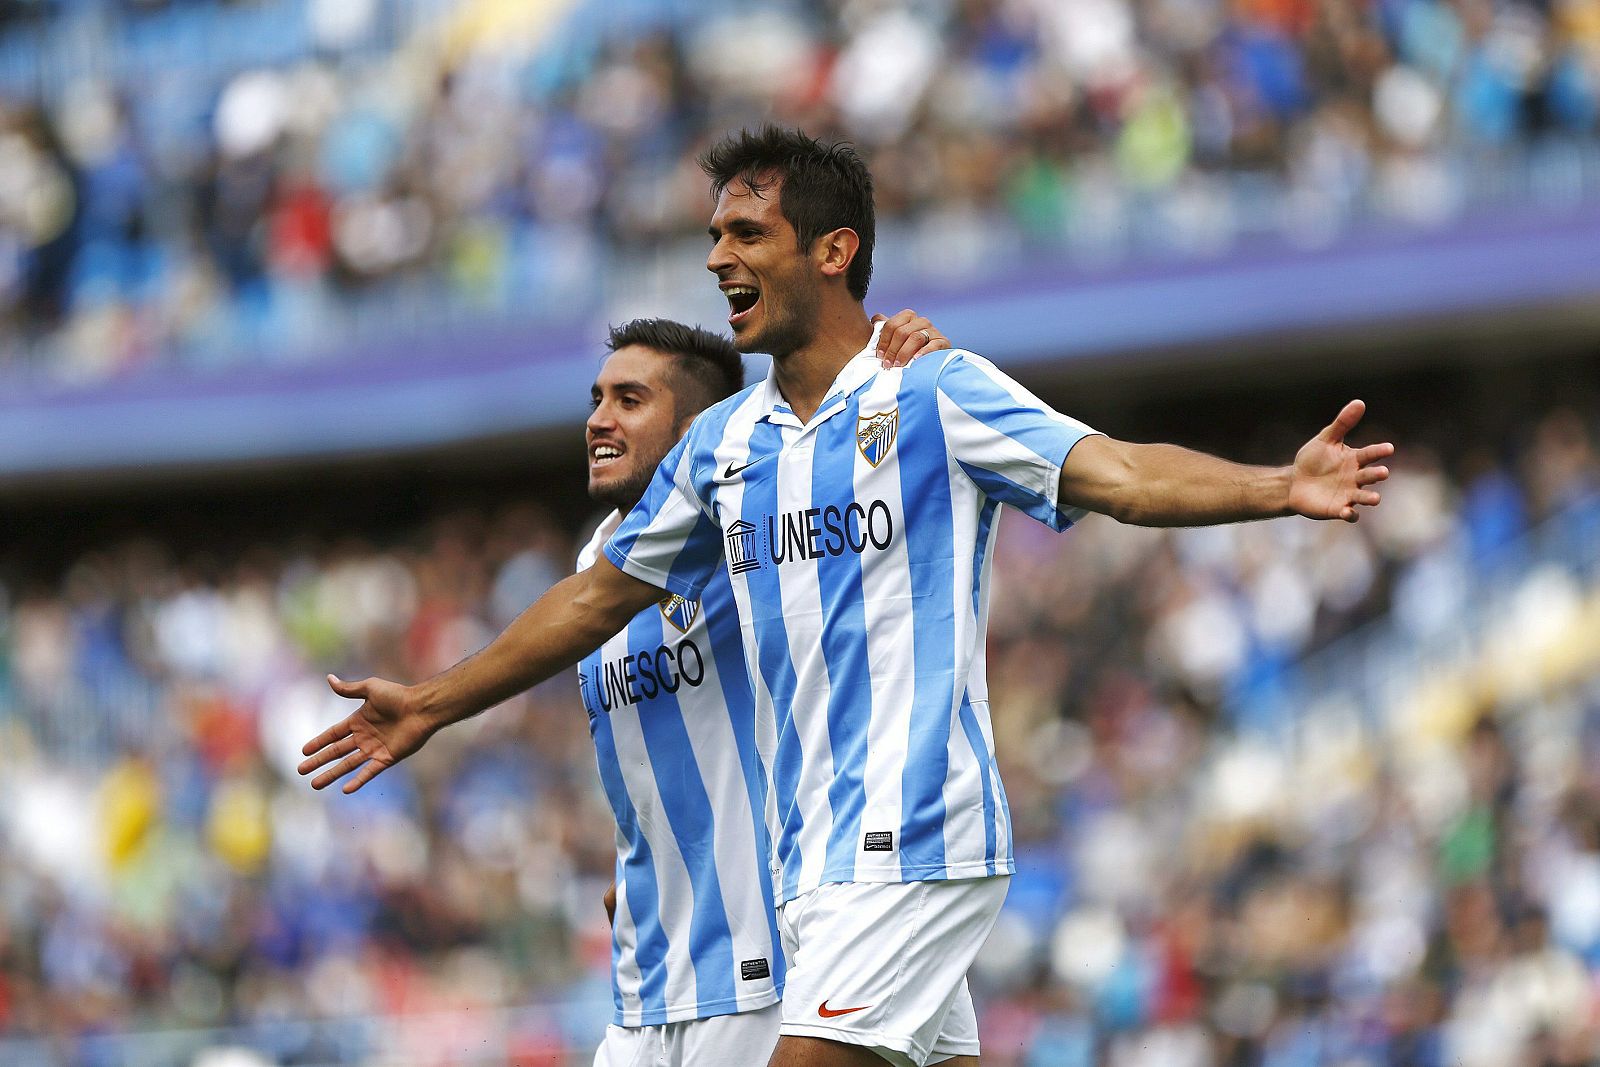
[297, 674, 435, 793]
[1289, 400, 1394, 522]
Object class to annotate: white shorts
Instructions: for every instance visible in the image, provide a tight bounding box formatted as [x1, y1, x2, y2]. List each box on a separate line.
[592, 1003, 780, 1067]
[776, 877, 1009, 1066]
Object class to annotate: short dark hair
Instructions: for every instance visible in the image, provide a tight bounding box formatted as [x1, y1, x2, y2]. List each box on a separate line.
[698, 125, 875, 301]
[605, 318, 745, 417]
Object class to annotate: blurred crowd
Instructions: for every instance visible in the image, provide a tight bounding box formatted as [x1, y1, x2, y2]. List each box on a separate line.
[3, 0, 1600, 384]
[2, 401, 1598, 1065]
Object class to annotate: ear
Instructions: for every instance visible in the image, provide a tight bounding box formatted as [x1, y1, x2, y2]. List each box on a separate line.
[814, 227, 860, 284]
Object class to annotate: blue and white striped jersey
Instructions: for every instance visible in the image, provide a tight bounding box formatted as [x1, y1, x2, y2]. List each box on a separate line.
[577, 512, 783, 1027]
[602, 328, 1101, 903]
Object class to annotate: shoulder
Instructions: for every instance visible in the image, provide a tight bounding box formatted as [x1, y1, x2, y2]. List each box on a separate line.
[577, 511, 623, 572]
[693, 381, 766, 434]
[897, 348, 998, 399]
[677, 382, 765, 460]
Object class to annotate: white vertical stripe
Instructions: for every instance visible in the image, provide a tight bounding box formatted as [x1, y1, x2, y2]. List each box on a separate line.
[973, 513, 1011, 864]
[673, 631, 771, 1010]
[710, 404, 784, 901]
[854, 371, 914, 880]
[773, 440, 836, 893]
[610, 826, 643, 1026]
[608, 692, 700, 1014]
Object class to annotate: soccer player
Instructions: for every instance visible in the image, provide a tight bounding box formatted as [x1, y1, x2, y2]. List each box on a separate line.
[574, 313, 949, 1067]
[300, 127, 1392, 1067]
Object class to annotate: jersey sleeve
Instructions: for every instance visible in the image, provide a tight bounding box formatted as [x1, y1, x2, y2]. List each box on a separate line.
[602, 429, 726, 600]
[934, 351, 1102, 530]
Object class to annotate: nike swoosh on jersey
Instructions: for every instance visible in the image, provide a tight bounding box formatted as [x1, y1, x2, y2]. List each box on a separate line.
[722, 458, 761, 479]
[817, 1000, 872, 1018]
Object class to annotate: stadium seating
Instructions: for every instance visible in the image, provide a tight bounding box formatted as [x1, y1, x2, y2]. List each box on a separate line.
[0, 0, 1597, 388]
[2, 406, 1597, 1064]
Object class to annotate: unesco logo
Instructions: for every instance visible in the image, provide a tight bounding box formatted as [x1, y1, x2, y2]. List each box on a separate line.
[725, 519, 760, 574]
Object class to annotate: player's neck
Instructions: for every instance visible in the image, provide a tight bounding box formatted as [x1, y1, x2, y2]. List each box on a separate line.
[769, 305, 872, 423]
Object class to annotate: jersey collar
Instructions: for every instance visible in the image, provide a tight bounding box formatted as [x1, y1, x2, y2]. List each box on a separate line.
[756, 320, 885, 429]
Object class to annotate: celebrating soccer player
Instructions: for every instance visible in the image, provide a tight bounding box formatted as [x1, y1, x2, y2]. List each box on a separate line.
[575, 313, 946, 1067]
[301, 126, 1392, 1067]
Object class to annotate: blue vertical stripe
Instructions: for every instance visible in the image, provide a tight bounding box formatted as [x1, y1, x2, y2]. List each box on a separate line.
[895, 361, 959, 875]
[627, 609, 736, 1013]
[701, 570, 785, 992]
[972, 499, 999, 617]
[814, 392, 874, 882]
[738, 419, 808, 902]
[588, 705, 670, 1021]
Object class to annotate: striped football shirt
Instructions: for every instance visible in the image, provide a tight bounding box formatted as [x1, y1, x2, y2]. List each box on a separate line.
[577, 512, 783, 1026]
[603, 325, 1100, 903]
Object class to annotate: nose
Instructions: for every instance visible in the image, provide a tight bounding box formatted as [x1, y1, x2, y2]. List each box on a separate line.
[587, 400, 614, 437]
[707, 235, 733, 276]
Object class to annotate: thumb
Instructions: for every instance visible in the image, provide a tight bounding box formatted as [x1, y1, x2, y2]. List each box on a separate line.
[1318, 399, 1366, 444]
[870, 312, 886, 323]
[327, 674, 368, 699]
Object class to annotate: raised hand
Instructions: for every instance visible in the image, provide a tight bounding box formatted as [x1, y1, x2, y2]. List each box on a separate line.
[298, 674, 436, 793]
[872, 309, 950, 367]
[1289, 400, 1394, 522]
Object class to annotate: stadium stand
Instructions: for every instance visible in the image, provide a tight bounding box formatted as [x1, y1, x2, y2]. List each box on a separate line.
[0, 0, 1598, 388]
[2, 397, 1598, 1065]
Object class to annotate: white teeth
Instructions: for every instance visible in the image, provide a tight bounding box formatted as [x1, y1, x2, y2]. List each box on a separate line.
[726, 286, 758, 296]
[594, 446, 622, 461]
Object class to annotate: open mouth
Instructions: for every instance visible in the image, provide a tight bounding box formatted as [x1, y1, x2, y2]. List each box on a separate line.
[724, 284, 760, 324]
[591, 443, 624, 470]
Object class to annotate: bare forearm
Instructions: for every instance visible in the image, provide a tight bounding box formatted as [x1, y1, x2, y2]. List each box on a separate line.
[415, 563, 659, 728]
[1067, 438, 1294, 527]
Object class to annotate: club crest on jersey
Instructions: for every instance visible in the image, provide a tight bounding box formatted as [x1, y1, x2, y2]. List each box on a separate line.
[857, 408, 898, 467]
[659, 594, 699, 633]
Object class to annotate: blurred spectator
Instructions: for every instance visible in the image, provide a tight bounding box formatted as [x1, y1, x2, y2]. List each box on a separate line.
[2, 404, 1599, 1063]
[1, 0, 1599, 384]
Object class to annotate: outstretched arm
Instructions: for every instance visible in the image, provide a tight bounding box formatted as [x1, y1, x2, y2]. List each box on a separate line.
[1060, 400, 1393, 527]
[299, 556, 664, 793]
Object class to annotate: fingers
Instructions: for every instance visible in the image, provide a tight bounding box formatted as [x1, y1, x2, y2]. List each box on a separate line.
[301, 715, 354, 758]
[877, 308, 918, 366]
[1356, 465, 1389, 487]
[1319, 399, 1366, 444]
[310, 748, 370, 790]
[876, 308, 947, 367]
[297, 733, 359, 776]
[1355, 441, 1394, 465]
[326, 673, 369, 699]
[343, 759, 389, 794]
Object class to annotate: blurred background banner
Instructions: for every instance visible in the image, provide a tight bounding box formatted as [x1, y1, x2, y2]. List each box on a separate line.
[2, 0, 1600, 1065]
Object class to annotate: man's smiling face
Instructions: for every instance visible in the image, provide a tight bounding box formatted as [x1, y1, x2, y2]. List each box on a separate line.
[586, 345, 688, 512]
[706, 175, 821, 359]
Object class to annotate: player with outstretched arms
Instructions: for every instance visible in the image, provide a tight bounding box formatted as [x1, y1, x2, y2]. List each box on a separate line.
[300, 127, 1392, 1067]
[573, 315, 948, 1067]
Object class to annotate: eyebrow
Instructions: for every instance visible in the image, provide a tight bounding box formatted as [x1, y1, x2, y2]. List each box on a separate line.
[708, 215, 769, 239]
[598, 380, 654, 395]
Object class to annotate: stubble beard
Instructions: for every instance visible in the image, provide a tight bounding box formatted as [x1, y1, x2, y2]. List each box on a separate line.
[589, 465, 654, 515]
[735, 284, 818, 361]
